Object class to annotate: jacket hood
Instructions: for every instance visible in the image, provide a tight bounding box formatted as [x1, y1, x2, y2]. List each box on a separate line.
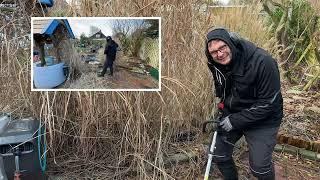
[205, 28, 257, 75]
[231, 39, 257, 76]
[205, 28, 237, 67]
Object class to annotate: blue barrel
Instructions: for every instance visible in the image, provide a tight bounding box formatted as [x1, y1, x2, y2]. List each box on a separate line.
[33, 62, 66, 89]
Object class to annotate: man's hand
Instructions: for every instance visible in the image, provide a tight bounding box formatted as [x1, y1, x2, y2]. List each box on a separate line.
[219, 116, 233, 132]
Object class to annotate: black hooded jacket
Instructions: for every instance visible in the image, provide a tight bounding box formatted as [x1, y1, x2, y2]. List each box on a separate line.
[104, 39, 119, 61]
[205, 29, 283, 130]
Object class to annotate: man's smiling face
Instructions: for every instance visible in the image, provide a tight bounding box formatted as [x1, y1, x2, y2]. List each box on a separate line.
[208, 39, 232, 65]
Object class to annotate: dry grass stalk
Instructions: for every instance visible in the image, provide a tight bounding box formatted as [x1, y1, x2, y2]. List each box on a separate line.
[0, 0, 278, 179]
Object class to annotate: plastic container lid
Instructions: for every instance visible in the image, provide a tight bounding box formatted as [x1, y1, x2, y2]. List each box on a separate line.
[45, 56, 54, 66]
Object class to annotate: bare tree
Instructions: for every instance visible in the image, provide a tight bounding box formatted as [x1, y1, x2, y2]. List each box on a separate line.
[111, 19, 146, 56]
[111, 19, 145, 37]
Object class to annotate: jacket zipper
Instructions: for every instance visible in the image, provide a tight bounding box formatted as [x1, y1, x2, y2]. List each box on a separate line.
[229, 88, 234, 110]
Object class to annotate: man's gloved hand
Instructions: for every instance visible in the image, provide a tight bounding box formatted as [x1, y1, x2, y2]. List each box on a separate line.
[219, 116, 233, 132]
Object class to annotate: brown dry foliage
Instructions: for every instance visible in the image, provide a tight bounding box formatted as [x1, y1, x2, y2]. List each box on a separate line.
[0, 0, 276, 179]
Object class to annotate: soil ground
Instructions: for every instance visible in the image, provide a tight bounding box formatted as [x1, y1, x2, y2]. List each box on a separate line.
[61, 48, 159, 90]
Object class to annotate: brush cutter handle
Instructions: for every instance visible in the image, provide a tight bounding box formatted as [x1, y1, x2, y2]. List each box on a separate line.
[202, 120, 220, 133]
[202, 102, 224, 133]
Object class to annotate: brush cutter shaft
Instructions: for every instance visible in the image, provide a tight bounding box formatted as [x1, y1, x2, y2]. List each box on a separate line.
[204, 130, 218, 180]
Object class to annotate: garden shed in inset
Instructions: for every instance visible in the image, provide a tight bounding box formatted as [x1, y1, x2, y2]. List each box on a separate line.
[33, 19, 75, 89]
[33, 19, 75, 65]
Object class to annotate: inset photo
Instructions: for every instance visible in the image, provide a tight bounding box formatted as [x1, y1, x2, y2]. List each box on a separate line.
[31, 17, 160, 91]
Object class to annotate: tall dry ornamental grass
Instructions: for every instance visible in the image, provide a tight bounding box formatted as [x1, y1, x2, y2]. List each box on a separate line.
[1, 0, 272, 179]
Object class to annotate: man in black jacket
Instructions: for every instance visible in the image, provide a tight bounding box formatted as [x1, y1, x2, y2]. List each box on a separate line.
[99, 36, 119, 77]
[205, 28, 283, 180]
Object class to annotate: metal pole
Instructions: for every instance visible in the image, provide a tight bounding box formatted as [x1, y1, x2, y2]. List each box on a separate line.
[204, 130, 218, 180]
[14, 149, 21, 180]
[14, 156, 19, 172]
[0, 155, 8, 180]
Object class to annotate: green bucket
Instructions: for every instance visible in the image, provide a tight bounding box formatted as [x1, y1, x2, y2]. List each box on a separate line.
[149, 67, 159, 80]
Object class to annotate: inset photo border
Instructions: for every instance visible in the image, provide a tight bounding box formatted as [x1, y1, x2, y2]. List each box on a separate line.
[31, 17, 161, 91]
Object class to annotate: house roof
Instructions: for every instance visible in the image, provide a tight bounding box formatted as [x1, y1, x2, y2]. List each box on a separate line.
[89, 30, 107, 39]
[39, 0, 54, 7]
[33, 19, 75, 39]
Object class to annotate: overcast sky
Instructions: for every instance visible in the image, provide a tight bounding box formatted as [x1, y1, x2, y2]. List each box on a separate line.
[68, 19, 147, 39]
[219, 0, 230, 5]
[68, 19, 113, 38]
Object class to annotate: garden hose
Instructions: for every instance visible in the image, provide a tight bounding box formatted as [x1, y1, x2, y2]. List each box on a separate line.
[37, 122, 47, 172]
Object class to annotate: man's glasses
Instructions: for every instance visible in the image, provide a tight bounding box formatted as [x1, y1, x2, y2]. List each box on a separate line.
[210, 44, 228, 57]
